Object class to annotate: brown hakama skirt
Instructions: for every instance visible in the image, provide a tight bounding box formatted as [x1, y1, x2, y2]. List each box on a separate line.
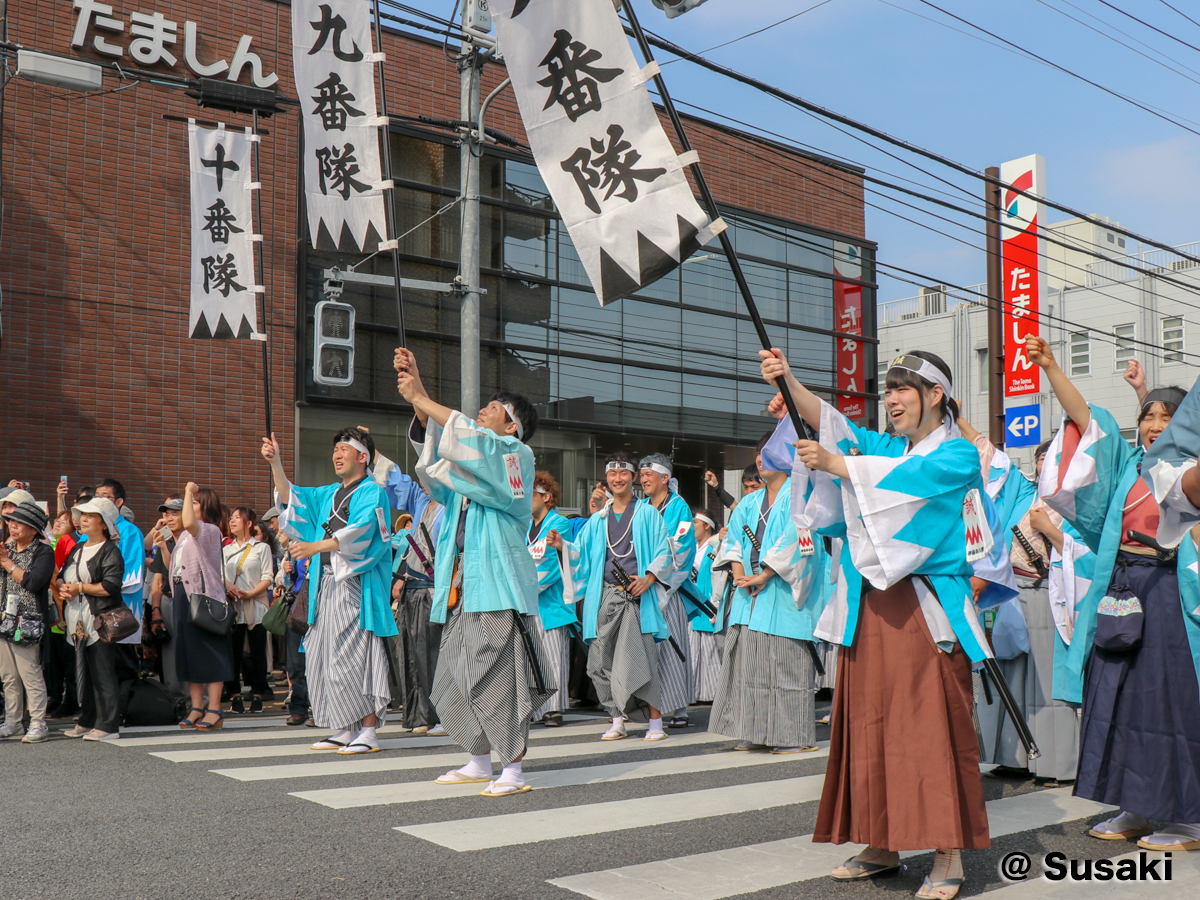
[813, 580, 990, 851]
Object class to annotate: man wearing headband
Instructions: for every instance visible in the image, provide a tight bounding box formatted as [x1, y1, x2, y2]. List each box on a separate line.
[638, 453, 695, 729]
[688, 510, 722, 704]
[546, 451, 674, 742]
[394, 347, 551, 797]
[262, 426, 397, 755]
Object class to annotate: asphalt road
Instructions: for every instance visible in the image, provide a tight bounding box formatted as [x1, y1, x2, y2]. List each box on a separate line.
[3, 703, 1196, 900]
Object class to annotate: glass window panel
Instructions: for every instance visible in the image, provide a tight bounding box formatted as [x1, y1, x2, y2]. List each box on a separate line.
[740, 259, 787, 323]
[503, 348, 551, 404]
[787, 228, 833, 272]
[681, 251, 737, 313]
[392, 133, 458, 190]
[481, 203, 503, 271]
[503, 160, 554, 211]
[502, 277, 553, 349]
[682, 309, 736, 370]
[635, 263, 680, 304]
[1113, 323, 1136, 368]
[735, 219, 787, 263]
[555, 287, 622, 356]
[395, 187, 460, 262]
[478, 274, 503, 341]
[556, 221, 589, 287]
[1069, 332, 1090, 376]
[736, 317, 767, 379]
[1163, 316, 1184, 363]
[623, 364, 682, 434]
[503, 210, 553, 278]
[788, 330, 834, 387]
[682, 374, 739, 438]
[621, 299, 682, 358]
[737, 380, 779, 438]
[790, 271, 833, 329]
[479, 153, 504, 199]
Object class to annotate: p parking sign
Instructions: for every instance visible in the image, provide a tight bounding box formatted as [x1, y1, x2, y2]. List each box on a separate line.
[1005, 404, 1042, 448]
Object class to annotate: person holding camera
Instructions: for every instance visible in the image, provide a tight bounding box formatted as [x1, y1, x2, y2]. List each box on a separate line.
[0, 501, 55, 742]
[274, 536, 310, 726]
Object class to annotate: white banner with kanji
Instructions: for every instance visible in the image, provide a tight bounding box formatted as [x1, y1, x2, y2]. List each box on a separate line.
[292, 0, 390, 250]
[188, 121, 259, 339]
[492, 0, 723, 305]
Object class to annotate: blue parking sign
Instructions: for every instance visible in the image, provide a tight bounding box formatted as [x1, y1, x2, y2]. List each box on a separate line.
[1005, 404, 1042, 448]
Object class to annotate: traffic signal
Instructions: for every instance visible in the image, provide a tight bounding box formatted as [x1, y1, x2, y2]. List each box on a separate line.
[313, 300, 356, 386]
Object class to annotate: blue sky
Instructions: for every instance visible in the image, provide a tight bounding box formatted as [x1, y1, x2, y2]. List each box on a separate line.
[402, 0, 1200, 303]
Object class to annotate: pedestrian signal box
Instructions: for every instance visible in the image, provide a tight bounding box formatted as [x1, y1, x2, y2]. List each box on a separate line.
[313, 300, 356, 386]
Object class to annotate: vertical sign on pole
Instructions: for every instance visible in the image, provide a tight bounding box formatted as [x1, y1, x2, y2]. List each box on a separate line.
[833, 242, 865, 421]
[1000, 154, 1045, 397]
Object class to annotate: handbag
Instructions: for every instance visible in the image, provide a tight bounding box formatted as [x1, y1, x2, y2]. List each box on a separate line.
[1093, 560, 1144, 653]
[96, 604, 139, 644]
[286, 585, 309, 636]
[262, 593, 290, 637]
[187, 562, 234, 637]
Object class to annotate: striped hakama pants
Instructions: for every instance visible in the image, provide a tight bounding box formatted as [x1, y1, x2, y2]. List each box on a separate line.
[657, 591, 693, 715]
[689, 629, 721, 703]
[306, 571, 391, 731]
[710, 624, 815, 748]
[432, 604, 554, 766]
[587, 585, 662, 722]
[531, 616, 571, 720]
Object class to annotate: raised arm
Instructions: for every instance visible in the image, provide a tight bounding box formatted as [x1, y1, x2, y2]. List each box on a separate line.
[1123, 359, 1148, 406]
[395, 347, 453, 428]
[182, 482, 201, 537]
[759, 349, 821, 431]
[260, 433, 291, 505]
[1027, 335, 1090, 433]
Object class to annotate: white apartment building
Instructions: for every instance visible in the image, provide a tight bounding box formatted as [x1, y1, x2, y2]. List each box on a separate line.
[877, 219, 1200, 474]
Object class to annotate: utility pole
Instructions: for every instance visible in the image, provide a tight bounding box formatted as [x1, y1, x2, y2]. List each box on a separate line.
[458, 23, 484, 416]
[985, 166, 1005, 446]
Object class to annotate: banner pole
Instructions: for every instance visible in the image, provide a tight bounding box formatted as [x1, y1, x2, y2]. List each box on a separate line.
[621, 1, 809, 438]
[372, 0, 408, 346]
[251, 108, 273, 437]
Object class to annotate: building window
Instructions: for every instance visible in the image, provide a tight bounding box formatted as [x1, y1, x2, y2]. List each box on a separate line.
[1163, 316, 1184, 363]
[1069, 332, 1090, 376]
[977, 348, 987, 393]
[1113, 323, 1136, 368]
[1120, 427, 1137, 447]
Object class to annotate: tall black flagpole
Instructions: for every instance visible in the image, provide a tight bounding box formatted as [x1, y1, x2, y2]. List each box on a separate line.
[621, 0, 809, 439]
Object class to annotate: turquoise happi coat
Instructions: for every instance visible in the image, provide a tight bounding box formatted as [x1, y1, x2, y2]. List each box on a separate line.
[804, 401, 1015, 663]
[689, 537, 719, 633]
[1040, 404, 1200, 701]
[277, 479, 397, 638]
[722, 478, 830, 641]
[410, 411, 539, 624]
[561, 500, 672, 643]
[528, 509, 576, 631]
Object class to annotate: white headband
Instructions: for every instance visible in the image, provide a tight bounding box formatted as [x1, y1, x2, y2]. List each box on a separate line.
[695, 512, 715, 530]
[642, 462, 671, 478]
[888, 354, 952, 398]
[534, 486, 548, 495]
[500, 402, 524, 440]
[606, 461, 636, 473]
[338, 437, 369, 458]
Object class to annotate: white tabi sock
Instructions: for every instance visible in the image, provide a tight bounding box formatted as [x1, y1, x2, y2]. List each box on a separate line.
[612, 717, 626, 732]
[330, 729, 354, 746]
[354, 726, 378, 748]
[499, 759, 524, 786]
[1095, 810, 1149, 834]
[648, 716, 664, 734]
[456, 753, 492, 779]
[1144, 822, 1200, 844]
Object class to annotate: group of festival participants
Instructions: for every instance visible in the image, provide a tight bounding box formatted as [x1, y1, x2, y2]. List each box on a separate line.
[262, 335, 1200, 900]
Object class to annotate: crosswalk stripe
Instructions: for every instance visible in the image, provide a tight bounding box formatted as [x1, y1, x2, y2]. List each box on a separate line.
[986, 850, 1200, 899]
[150, 720, 624, 762]
[118, 716, 289, 734]
[545, 787, 1117, 900]
[291, 743, 830, 809]
[211, 731, 738, 782]
[395, 775, 827, 851]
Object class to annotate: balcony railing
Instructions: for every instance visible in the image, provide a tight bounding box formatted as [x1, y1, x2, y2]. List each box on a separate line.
[1084, 239, 1200, 286]
[878, 283, 987, 324]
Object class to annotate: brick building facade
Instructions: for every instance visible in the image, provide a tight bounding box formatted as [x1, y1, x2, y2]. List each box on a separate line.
[1, 0, 871, 518]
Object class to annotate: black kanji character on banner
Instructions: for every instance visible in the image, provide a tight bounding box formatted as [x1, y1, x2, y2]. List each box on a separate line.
[311, 72, 365, 131]
[315, 143, 371, 199]
[202, 198, 244, 244]
[201, 253, 246, 297]
[537, 29, 622, 122]
[201, 143, 239, 191]
[308, 3, 363, 62]
[561, 124, 666, 214]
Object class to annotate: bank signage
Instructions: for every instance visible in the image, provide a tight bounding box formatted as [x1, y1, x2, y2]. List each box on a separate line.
[1000, 154, 1045, 398]
[69, 0, 279, 86]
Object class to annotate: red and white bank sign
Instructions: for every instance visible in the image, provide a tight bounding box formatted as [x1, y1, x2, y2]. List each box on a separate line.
[1000, 154, 1046, 397]
[833, 242, 866, 420]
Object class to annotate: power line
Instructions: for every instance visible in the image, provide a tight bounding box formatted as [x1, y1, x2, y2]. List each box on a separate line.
[911, 0, 1200, 135]
[1096, 0, 1200, 57]
[1032, 0, 1200, 87]
[1156, 0, 1200, 32]
[659, 0, 836, 66]
[629, 23, 1200, 272]
[1051, 0, 1200, 79]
